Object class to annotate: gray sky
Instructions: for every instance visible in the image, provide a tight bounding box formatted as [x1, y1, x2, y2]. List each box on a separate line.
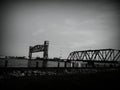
[1, 0, 120, 59]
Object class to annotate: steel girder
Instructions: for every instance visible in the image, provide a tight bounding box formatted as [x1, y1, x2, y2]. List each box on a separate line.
[67, 49, 120, 61]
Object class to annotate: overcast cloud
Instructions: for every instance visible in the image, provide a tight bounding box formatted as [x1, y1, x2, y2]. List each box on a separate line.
[1, 0, 120, 58]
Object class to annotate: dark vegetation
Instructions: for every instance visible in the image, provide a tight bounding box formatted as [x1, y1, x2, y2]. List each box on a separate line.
[0, 70, 120, 90]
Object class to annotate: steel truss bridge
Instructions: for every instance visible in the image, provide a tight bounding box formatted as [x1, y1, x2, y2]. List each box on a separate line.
[0, 49, 120, 79]
[67, 49, 120, 61]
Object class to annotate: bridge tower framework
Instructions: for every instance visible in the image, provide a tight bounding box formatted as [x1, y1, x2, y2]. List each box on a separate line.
[28, 41, 49, 67]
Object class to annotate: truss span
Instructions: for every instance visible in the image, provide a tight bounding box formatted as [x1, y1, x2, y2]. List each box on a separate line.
[67, 49, 120, 61]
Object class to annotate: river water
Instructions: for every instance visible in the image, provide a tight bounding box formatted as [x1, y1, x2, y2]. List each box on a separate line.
[0, 59, 65, 67]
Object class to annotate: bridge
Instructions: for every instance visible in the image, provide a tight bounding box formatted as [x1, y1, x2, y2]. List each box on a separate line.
[66, 49, 120, 68]
[0, 41, 120, 78]
[67, 49, 120, 61]
[0, 50, 120, 79]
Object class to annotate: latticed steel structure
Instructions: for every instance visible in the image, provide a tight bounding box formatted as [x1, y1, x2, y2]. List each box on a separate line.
[67, 49, 120, 61]
[29, 41, 49, 60]
[28, 41, 49, 67]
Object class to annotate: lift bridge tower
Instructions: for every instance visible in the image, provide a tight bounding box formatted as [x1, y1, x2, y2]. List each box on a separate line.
[28, 41, 49, 67]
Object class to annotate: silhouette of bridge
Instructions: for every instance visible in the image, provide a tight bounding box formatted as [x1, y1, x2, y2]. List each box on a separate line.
[67, 49, 120, 61]
[0, 41, 120, 78]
